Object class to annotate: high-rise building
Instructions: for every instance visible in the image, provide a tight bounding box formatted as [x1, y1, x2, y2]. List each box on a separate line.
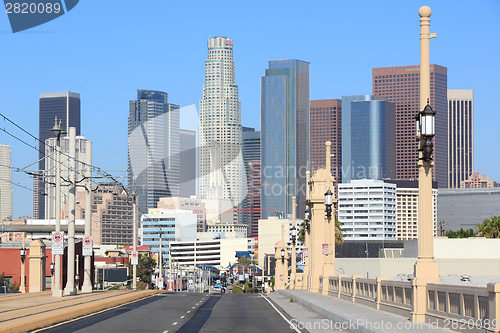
[461, 172, 499, 188]
[36, 92, 81, 219]
[242, 127, 261, 237]
[179, 129, 196, 197]
[310, 100, 342, 181]
[128, 89, 180, 215]
[341, 95, 395, 183]
[198, 37, 244, 219]
[385, 180, 438, 240]
[337, 179, 397, 240]
[44, 135, 87, 220]
[261, 59, 310, 219]
[0, 145, 13, 221]
[372, 65, 448, 187]
[448, 89, 474, 188]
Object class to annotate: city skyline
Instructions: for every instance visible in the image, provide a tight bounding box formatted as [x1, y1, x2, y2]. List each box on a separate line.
[1, 1, 499, 217]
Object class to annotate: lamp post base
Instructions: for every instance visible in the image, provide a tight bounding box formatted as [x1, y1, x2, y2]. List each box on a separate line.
[52, 289, 63, 297]
[63, 287, 77, 296]
[81, 282, 93, 293]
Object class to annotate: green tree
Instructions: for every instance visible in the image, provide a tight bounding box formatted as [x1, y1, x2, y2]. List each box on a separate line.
[445, 228, 476, 238]
[127, 254, 156, 285]
[476, 216, 500, 238]
[298, 220, 307, 243]
[238, 255, 251, 268]
[297, 219, 344, 244]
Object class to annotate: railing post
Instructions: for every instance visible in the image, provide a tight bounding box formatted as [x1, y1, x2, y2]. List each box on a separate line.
[352, 275, 362, 303]
[376, 277, 389, 310]
[487, 283, 500, 333]
[338, 275, 346, 299]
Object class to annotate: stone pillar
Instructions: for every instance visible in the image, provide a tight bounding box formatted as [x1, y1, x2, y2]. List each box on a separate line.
[487, 283, 500, 332]
[274, 225, 288, 290]
[28, 240, 47, 293]
[301, 171, 311, 290]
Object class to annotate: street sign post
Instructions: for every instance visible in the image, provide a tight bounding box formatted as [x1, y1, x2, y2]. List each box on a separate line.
[322, 244, 328, 255]
[82, 236, 93, 256]
[131, 251, 139, 266]
[52, 231, 64, 255]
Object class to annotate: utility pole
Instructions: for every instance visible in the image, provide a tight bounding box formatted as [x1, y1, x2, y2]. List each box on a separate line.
[132, 190, 137, 291]
[64, 127, 77, 296]
[82, 141, 93, 293]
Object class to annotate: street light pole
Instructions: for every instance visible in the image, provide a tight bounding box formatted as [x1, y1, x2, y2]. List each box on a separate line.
[63, 127, 77, 296]
[412, 6, 441, 323]
[20, 236, 26, 293]
[82, 141, 93, 293]
[132, 189, 137, 291]
[50, 117, 64, 297]
[290, 196, 297, 289]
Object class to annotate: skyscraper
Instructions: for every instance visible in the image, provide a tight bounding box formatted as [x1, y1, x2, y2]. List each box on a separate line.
[261, 59, 310, 219]
[448, 89, 474, 188]
[36, 92, 81, 219]
[179, 129, 196, 197]
[128, 89, 180, 214]
[310, 100, 342, 180]
[372, 65, 447, 187]
[198, 37, 244, 215]
[0, 145, 13, 221]
[341, 95, 395, 183]
[242, 127, 261, 237]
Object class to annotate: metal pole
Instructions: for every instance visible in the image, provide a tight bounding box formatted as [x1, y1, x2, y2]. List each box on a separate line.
[159, 233, 163, 289]
[20, 236, 26, 293]
[64, 127, 76, 295]
[132, 192, 137, 291]
[52, 140, 63, 297]
[82, 141, 92, 293]
[290, 196, 296, 289]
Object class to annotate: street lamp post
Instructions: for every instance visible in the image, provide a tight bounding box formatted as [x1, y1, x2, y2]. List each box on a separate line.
[20, 237, 26, 293]
[290, 196, 297, 289]
[50, 117, 65, 297]
[412, 6, 441, 323]
[131, 189, 138, 291]
[82, 141, 93, 293]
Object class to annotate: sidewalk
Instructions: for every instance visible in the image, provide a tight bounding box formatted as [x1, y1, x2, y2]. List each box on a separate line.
[0, 289, 160, 333]
[277, 289, 452, 333]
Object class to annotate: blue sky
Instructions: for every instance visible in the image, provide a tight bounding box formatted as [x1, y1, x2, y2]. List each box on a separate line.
[1, 0, 499, 218]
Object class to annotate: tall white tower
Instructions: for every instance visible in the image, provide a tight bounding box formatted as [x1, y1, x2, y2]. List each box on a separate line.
[198, 37, 245, 219]
[0, 145, 13, 221]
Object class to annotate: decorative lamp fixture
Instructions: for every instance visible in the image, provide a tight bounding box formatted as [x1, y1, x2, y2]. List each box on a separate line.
[325, 189, 333, 219]
[291, 227, 297, 243]
[280, 249, 285, 261]
[416, 103, 436, 162]
[50, 262, 55, 276]
[20, 248, 26, 263]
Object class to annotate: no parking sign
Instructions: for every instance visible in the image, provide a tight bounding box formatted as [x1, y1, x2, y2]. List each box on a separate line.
[52, 231, 64, 255]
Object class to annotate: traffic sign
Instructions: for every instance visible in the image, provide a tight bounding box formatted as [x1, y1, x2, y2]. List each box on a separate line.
[51, 231, 64, 255]
[83, 236, 93, 256]
[131, 250, 139, 265]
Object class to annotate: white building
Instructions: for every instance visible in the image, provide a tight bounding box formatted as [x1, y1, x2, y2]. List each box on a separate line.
[257, 216, 303, 267]
[141, 209, 197, 265]
[0, 145, 12, 221]
[338, 179, 397, 240]
[385, 180, 438, 240]
[169, 238, 248, 269]
[198, 37, 245, 220]
[206, 223, 247, 239]
[44, 136, 87, 220]
[448, 89, 474, 189]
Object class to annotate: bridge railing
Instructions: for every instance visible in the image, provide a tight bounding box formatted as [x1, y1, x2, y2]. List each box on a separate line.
[325, 275, 500, 332]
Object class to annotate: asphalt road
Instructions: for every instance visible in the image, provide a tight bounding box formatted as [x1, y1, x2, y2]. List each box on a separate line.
[33, 293, 299, 333]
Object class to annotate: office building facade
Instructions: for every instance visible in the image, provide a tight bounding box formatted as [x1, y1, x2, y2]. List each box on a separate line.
[242, 127, 260, 236]
[198, 37, 244, 214]
[448, 89, 474, 188]
[372, 65, 448, 187]
[0, 145, 13, 221]
[341, 96, 395, 183]
[261, 59, 310, 219]
[310, 99, 342, 180]
[338, 179, 397, 240]
[36, 92, 81, 219]
[128, 89, 180, 215]
[179, 129, 196, 197]
[461, 172, 499, 188]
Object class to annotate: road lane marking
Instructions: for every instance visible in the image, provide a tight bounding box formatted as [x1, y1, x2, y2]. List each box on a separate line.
[260, 294, 301, 333]
[187, 310, 190, 313]
[192, 306, 195, 309]
[173, 322, 178, 326]
[180, 315, 185, 318]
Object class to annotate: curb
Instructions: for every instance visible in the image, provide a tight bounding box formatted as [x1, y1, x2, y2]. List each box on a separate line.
[2, 290, 161, 333]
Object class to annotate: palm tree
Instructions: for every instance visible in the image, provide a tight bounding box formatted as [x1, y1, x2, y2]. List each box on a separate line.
[297, 219, 344, 244]
[476, 216, 500, 238]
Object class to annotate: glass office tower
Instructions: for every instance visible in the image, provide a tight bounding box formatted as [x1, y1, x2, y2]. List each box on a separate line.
[128, 89, 180, 214]
[261, 59, 310, 219]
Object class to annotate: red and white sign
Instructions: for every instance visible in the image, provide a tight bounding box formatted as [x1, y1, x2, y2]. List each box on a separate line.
[280, 274, 283, 281]
[83, 236, 93, 256]
[131, 250, 139, 265]
[303, 248, 309, 257]
[322, 244, 328, 255]
[51, 231, 64, 255]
